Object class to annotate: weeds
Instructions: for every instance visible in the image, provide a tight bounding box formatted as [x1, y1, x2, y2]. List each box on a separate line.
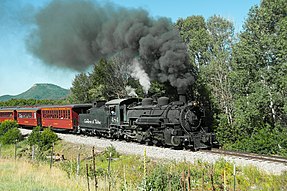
[1, 138, 287, 191]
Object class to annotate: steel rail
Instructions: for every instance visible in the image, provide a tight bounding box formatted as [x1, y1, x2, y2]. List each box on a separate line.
[201, 149, 287, 165]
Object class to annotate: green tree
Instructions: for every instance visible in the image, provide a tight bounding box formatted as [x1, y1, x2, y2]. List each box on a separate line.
[219, 0, 287, 149]
[71, 55, 169, 101]
[0, 99, 66, 107]
[229, 0, 287, 148]
[175, 16, 213, 126]
[176, 16, 210, 69]
[89, 57, 143, 100]
[70, 72, 92, 103]
[89, 58, 124, 100]
[176, 15, 235, 130]
[205, 15, 235, 126]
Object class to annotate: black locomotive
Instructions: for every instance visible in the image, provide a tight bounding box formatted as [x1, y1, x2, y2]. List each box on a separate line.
[78, 93, 216, 150]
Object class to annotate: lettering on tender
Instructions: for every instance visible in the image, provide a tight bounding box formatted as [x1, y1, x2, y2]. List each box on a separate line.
[84, 119, 101, 124]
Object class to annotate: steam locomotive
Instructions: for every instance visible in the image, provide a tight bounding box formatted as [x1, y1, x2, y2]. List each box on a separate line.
[0, 93, 216, 150]
[78, 93, 216, 150]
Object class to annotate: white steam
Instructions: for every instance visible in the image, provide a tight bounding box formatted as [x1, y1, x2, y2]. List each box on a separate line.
[125, 86, 138, 97]
[129, 58, 151, 94]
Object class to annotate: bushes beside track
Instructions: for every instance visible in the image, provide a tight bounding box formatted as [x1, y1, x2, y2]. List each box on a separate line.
[27, 126, 58, 151]
[0, 120, 22, 145]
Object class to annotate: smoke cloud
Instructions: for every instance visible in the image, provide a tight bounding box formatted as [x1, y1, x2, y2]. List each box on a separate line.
[26, 0, 194, 90]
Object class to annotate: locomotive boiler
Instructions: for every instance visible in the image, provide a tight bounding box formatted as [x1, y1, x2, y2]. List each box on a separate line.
[78, 94, 215, 150]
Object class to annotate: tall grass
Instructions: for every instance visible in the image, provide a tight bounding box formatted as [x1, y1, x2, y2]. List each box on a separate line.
[1, 140, 287, 190]
[46, 143, 287, 190]
[0, 159, 87, 191]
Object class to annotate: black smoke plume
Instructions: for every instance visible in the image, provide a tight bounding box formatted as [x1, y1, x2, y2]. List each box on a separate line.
[26, 0, 194, 90]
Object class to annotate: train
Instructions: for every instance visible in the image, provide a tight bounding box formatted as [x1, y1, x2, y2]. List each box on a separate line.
[0, 93, 217, 150]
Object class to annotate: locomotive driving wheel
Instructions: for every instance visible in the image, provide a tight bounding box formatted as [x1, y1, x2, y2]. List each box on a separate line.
[179, 105, 201, 132]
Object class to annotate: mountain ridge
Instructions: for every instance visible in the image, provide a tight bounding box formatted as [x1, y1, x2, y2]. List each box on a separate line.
[0, 83, 70, 101]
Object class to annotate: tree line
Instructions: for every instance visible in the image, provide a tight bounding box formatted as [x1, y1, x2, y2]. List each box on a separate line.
[69, 0, 287, 155]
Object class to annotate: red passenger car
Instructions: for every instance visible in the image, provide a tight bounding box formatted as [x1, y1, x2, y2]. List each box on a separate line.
[0, 108, 17, 123]
[16, 107, 41, 127]
[41, 104, 92, 130]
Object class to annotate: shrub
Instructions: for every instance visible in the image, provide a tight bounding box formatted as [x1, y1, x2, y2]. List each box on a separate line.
[27, 126, 42, 146]
[226, 124, 287, 156]
[0, 128, 22, 145]
[27, 127, 58, 151]
[99, 145, 120, 161]
[138, 165, 181, 191]
[0, 120, 22, 145]
[40, 128, 58, 150]
[0, 120, 18, 136]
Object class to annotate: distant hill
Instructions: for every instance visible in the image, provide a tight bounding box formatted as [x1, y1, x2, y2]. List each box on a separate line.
[0, 83, 70, 101]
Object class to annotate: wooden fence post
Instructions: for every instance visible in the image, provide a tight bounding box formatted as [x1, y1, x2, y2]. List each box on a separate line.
[86, 164, 90, 191]
[202, 170, 204, 191]
[187, 169, 191, 191]
[181, 171, 186, 191]
[92, 146, 98, 191]
[143, 148, 147, 190]
[233, 164, 236, 191]
[223, 168, 226, 191]
[32, 145, 35, 161]
[50, 143, 54, 169]
[108, 152, 112, 191]
[210, 164, 215, 191]
[123, 165, 128, 191]
[14, 140, 17, 160]
[168, 173, 172, 191]
[76, 153, 80, 176]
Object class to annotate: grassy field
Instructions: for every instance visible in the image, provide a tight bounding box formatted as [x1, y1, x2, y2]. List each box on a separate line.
[1, 140, 287, 190]
[0, 159, 87, 191]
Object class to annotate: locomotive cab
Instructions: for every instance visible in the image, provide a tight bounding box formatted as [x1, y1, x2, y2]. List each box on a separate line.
[105, 98, 141, 127]
[107, 105, 120, 126]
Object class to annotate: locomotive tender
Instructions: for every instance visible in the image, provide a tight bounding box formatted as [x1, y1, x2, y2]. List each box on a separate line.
[78, 93, 216, 150]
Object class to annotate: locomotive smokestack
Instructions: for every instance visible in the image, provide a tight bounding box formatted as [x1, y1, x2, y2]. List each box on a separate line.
[178, 89, 187, 104]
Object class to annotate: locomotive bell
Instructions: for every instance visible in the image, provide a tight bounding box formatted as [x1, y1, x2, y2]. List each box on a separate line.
[142, 98, 153, 106]
[157, 97, 169, 106]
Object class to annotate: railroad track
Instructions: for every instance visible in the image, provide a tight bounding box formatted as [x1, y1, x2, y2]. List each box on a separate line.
[21, 128, 287, 165]
[202, 149, 287, 165]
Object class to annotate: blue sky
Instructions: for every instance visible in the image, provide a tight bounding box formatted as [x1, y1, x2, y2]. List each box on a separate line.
[0, 0, 260, 96]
